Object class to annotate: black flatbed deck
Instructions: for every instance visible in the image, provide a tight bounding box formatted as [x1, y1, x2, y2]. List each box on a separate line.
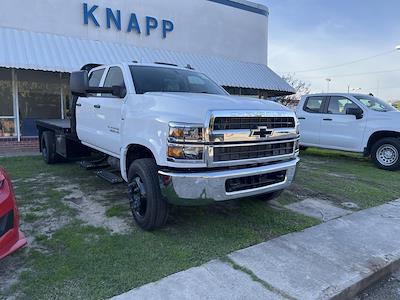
[36, 119, 89, 158]
[36, 119, 71, 131]
[36, 119, 79, 141]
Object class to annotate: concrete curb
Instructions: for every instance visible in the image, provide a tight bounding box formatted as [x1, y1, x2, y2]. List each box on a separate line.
[332, 258, 400, 300]
[112, 199, 400, 300]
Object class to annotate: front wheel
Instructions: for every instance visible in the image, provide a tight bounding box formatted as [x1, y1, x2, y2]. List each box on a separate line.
[371, 137, 400, 171]
[127, 159, 169, 230]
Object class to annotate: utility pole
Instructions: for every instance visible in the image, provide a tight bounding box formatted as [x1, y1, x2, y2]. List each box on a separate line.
[326, 78, 332, 93]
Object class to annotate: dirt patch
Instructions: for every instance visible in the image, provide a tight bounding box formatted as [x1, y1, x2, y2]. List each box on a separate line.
[0, 254, 29, 298]
[57, 184, 130, 234]
[326, 172, 357, 180]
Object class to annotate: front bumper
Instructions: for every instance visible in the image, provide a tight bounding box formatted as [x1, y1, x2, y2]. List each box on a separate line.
[158, 158, 299, 205]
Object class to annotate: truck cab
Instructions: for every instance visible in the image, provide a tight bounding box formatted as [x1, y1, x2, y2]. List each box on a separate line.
[296, 93, 400, 170]
[38, 63, 300, 230]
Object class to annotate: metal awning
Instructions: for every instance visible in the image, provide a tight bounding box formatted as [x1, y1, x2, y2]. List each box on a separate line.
[0, 27, 294, 94]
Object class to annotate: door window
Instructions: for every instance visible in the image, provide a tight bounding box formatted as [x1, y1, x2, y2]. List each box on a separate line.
[328, 97, 359, 115]
[88, 69, 105, 87]
[104, 67, 125, 88]
[304, 96, 324, 113]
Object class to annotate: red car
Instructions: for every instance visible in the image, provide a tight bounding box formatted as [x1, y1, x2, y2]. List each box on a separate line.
[0, 167, 27, 260]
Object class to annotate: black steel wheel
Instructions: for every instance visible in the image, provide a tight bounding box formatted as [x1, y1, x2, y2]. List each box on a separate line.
[41, 131, 58, 164]
[128, 158, 169, 230]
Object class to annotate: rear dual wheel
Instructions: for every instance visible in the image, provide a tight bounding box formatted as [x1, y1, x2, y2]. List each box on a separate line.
[41, 131, 62, 164]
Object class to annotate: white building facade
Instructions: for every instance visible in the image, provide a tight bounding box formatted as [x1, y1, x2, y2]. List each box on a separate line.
[0, 0, 293, 142]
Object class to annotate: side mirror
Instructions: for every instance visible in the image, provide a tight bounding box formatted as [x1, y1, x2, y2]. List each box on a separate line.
[346, 107, 363, 119]
[70, 71, 89, 97]
[110, 86, 127, 98]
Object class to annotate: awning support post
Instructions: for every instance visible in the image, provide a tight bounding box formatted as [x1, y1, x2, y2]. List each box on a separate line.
[12, 69, 20, 142]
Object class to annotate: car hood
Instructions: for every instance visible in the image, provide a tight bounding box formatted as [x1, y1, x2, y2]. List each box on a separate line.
[142, 92, 292, 123]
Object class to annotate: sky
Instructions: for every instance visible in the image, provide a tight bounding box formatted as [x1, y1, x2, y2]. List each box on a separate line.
[252, 0, 400, 101]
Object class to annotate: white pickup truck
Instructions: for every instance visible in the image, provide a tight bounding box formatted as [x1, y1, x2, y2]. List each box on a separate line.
[36, 63, 299, 230]
[296, 93, 400, 170]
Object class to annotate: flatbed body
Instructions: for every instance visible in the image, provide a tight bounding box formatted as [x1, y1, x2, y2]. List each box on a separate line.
[36, 119, 91, 159]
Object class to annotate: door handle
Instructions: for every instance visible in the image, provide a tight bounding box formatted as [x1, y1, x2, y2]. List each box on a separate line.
[298, 117, 306, 120]
[323, 118, 333, 121]
[94, 104, 101, 109]
[76, 103, 82, 107]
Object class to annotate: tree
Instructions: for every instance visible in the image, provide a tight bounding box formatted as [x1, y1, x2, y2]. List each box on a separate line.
[278, 74, 311, 107]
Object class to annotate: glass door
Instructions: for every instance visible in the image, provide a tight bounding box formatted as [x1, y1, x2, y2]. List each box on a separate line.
[0, 68, 16, 137]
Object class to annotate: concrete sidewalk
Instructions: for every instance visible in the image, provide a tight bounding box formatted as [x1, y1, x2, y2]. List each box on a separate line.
[112, 199, 400, 300]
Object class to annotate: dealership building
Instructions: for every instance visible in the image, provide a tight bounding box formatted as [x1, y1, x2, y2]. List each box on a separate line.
[0, 0, 294, 152]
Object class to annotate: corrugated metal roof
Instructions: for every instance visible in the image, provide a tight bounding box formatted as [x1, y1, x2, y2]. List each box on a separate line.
[0, 27, 294, 93]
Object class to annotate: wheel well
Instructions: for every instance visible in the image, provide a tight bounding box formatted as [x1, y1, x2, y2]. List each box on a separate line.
[366, 131, 400, 155]
[125, 144, 155, 171]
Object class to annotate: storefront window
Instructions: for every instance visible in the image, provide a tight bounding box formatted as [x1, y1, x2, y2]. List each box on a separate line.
[0, 68, 15, 137]
[18, 70, 61, 136]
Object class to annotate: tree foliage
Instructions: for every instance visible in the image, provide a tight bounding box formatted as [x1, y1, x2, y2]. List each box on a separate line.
[278, 74, 311, 107]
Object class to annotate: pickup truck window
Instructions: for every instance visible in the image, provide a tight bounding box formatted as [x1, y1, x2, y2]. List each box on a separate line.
[104, 67, 125, 88]
[88, 69, 105, 87]
[129, 66, 227, 95]
[328, 97, 359, 114]
[354, 95, 396, 112]
[304, 96, 324, 113]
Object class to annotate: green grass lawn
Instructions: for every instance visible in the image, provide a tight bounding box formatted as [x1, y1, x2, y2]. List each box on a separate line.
[0, 149, 399, 299]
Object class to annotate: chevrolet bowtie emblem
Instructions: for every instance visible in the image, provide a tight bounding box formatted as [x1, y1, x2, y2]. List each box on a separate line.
[250, 126, 273, 138]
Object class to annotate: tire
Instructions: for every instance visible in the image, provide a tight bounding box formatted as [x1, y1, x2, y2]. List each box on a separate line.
[41, 131, 58, 164]
[371, 137, 400, 171]
[127, 158, 169, 230]
[299, 146, 308, 151]
[256, 190, 283, 202]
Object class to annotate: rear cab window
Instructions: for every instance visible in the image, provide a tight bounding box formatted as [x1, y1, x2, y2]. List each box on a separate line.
[304, 96, 325, 113]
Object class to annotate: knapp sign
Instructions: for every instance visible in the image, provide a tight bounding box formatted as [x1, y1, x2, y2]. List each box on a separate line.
[83, 3, 175, 39]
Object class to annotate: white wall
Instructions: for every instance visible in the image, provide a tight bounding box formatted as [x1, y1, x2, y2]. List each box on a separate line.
[0, 0, 268, 64]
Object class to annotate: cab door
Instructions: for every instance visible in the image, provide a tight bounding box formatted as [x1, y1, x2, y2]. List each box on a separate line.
[76, 67, 106, 146]
[297, 96, 327, 146]
[319, 96, 367, 151]
[92, 66, 127, 155]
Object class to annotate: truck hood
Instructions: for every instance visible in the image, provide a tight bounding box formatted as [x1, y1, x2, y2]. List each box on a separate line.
[143, 92, 291, 123]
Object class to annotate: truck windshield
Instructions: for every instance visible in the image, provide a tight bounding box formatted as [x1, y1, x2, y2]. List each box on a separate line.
[130, 66, 227, 95]
[354, 95, 396, 112]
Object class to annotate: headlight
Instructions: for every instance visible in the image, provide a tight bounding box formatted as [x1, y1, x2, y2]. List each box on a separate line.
[167, 145, 204, 161]
[168, 122, 204, 143]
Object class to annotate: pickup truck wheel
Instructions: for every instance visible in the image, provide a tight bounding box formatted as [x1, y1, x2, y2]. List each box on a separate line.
[371, 138, 400, 171]
[127, 159, 169, 230]
[256, 190, 283, 202]
[41, 131, 58, 164]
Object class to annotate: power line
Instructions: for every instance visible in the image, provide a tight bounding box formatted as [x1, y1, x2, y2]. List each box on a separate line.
[289, 49, 396, 73]
[300, 68, 400, 79]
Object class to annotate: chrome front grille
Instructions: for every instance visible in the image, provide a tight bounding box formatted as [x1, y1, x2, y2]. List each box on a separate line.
[214, 142, 295, 162]
[205, 111, 299, 167]
[213, 116, 296, 130]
